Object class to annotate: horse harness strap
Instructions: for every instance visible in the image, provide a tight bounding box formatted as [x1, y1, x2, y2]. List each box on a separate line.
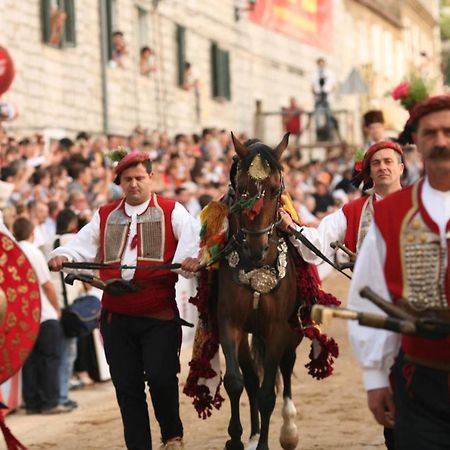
[228, 239, 289, 309]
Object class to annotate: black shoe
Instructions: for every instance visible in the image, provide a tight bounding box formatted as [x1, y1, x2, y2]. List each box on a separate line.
[62, 399, 78, 411]
[26, 409, 41, 415]
[41, 404, 71, 414]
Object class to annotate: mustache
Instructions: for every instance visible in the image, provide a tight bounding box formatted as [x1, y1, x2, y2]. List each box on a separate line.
[429, 146, 450, 159]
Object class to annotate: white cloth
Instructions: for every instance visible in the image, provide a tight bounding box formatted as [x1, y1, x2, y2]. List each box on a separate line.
[49, 198, 201, 280]
[19, 240, 58, 323]
[50, 233, 82, 306]
[291, 194, 382, 265]
[311, 67, 336, 95]
[348, 177, 450, 391]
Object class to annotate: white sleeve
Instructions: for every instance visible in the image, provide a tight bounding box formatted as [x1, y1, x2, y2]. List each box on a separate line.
[288, 208, 347, 264]
[171, 202, 201, 277]
[347, 223, 400, 391]
[48, 210, 101, 263]
[30, 246, 52, 285]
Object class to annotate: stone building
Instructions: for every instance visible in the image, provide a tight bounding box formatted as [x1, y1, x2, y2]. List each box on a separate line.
[0, 0, 442, 143]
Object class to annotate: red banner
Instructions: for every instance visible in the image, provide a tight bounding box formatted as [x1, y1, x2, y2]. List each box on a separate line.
[0, 46, 15, 96]
[249, 0, 333, 52]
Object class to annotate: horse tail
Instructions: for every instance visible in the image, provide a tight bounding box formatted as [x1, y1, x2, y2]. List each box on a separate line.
[250, 334, 282, 394]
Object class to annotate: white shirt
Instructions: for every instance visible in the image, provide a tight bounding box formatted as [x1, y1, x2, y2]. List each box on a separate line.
[19, 240, 58, 323]
[290, 193, 382, 266]
[49, 197, 201, 280]
[348, 177, 450, 391]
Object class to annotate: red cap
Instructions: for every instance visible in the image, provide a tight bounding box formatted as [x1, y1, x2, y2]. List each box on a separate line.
[407, 94, 450, 128]
[114, 151, 152, 184]
[356, 141, 403, 184]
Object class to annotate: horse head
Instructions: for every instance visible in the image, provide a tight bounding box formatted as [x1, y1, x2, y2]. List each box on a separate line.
[231, 132, 289, 266]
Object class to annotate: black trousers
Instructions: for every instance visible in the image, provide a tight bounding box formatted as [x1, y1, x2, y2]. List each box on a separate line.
[22, 319, 62, 411]
[393, 351, 450, 450]
[100, 311, 183, 450]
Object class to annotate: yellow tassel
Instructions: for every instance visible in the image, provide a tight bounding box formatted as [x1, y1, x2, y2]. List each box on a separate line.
[281, 191, 302, 224]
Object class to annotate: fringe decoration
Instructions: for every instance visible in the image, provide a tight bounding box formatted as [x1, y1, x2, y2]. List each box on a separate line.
[183, 271, 224, 419]
[0, 411, 27, 450]
[290, 243, 341, 380]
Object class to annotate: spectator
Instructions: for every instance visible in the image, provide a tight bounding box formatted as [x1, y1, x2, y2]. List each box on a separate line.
[52, 209, 81, 411]
[111, 31, 128, 68]
[140, 46, 156, 76]
[13, 217, 67, 414]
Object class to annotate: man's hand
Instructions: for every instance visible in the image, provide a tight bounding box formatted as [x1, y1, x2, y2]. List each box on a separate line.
[367, 387, 395, 428]
[181, 257, 201, 273]
[278, 208, 295, 233]
[48, 255, 68, 272]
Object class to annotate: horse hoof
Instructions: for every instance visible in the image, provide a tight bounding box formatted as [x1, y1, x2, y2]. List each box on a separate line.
[225, 440, 244, 450]
[245, 434, 259, 450]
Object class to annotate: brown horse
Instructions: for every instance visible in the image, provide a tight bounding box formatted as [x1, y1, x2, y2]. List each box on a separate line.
[217, 133, 302, 450]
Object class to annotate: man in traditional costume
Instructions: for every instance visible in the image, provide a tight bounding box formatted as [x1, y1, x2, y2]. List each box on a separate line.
[348, 94, 450, 449]
[279, 140, 404, 268]
[48, 150, 200, 450]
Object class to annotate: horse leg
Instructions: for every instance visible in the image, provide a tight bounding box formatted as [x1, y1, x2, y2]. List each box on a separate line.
[238, 336, 260, 450]
[221, 325, 245, 450]
[255, 338, 283, 450]
[279, 344, 299, 450]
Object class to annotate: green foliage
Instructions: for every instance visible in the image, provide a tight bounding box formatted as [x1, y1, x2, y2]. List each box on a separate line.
[108, 146, 128, 162]
[401, 75, 429, 110]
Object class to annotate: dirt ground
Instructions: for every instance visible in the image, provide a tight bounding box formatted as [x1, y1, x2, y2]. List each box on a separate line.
[4, 272, 386, 450]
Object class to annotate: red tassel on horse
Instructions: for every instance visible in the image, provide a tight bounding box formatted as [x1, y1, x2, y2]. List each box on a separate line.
[243, 195, 264, 221]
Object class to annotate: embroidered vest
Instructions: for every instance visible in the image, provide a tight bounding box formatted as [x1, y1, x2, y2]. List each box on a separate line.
[98, 194, 178, 316]
[342, 194, 374, 253]
[374, 180, 450, 363]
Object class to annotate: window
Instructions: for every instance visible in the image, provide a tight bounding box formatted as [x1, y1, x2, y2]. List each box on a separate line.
[211, 43, 231, 100]
[41, 0, 76, 47]
[176, 25, 186, 86]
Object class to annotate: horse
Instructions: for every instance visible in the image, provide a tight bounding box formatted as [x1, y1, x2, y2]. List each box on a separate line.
[217, 133, 302, 450]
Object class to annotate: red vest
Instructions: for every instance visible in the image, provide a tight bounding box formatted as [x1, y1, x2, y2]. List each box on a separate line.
[98, 195, 179, 316]
[374, 180, 450, 364]
[342, 195, 371, 253]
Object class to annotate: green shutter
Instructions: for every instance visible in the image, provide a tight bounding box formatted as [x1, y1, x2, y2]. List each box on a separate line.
[105, 0, 114, 60]
[176, 25, 186, 86]
[62, 0, 76, 47]
[223, 50, 231, 100]
[211, 42, 220, 97]
[41, 0, 51, 43]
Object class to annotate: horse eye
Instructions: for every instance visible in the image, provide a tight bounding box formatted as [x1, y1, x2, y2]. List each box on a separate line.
[271, 187, 281, 197]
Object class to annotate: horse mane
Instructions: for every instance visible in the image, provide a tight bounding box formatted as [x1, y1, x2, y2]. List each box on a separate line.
[239, 140, 283, 173]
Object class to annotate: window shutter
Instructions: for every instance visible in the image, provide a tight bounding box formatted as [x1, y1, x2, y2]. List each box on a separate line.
[176, 25, 186, 86]
[41, 0, 52, 43]
[223, 50, 231, 100]
[211, 42, 220, 97]
[61, 0, 76, 47]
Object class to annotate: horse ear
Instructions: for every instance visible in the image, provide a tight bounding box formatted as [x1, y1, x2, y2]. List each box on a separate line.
[273, 133, 290, 160]
[231, 132, 249, 160]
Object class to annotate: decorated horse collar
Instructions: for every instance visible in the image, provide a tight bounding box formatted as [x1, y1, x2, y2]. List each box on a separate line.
[226, 238, 289, 309]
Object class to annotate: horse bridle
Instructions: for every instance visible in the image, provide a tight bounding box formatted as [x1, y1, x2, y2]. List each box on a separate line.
[235, 171, 284, 240]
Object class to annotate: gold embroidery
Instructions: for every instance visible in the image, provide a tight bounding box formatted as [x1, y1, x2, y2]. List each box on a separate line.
[26, 268, 37, 282]
[7, 287, 17, 302]
[1, 236, 14, 251]
[8, 266, 20, 281]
